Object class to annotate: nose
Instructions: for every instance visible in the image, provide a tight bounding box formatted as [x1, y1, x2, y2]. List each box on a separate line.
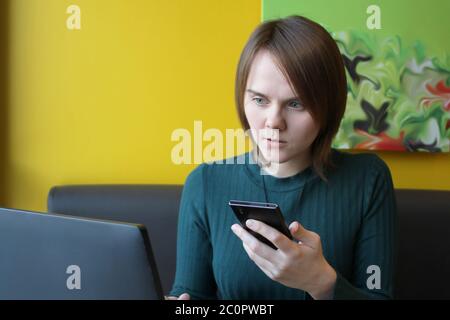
[265, 104, 286, 131]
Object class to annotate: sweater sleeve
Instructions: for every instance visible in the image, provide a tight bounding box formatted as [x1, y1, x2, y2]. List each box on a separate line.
[333, 155, 397, 299]
[168, 164, 218, 299]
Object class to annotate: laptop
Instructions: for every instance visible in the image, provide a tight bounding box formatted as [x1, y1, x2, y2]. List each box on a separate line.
[0, 207, 164, 300]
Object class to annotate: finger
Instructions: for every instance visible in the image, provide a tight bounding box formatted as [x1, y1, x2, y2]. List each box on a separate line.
[243, 242, 277, 280]
[289, 221, 318, 248]
[242, 242, 274, 270]
[245, 219, 294, 252]
[178, 293, 190, 300]
[231, 224, 275, 260]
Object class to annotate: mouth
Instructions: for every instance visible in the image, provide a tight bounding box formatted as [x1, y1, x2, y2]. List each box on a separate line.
[263, 138, 287, 145]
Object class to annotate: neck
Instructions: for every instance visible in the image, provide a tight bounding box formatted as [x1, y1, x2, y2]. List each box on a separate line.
[255, 149, 313, 178]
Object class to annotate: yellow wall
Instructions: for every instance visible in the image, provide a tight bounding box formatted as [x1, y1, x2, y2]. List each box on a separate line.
[0, 0, 9, 207]
[1, 0, 449, 212]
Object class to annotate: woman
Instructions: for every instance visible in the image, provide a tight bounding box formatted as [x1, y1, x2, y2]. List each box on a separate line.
[167, 15, 397, 300]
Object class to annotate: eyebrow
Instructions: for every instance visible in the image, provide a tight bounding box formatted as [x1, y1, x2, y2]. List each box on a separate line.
[245, 89, 299, 103]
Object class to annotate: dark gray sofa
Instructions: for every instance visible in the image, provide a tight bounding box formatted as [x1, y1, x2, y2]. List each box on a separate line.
[47, 185, 450, 299]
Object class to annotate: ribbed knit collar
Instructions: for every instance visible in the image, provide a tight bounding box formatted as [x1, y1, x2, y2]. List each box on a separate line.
[242, 151, 321, 192]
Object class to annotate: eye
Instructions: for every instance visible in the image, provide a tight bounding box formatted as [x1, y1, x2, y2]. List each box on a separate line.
[287, 100, 304, 110]
[252, 97, 268, 106]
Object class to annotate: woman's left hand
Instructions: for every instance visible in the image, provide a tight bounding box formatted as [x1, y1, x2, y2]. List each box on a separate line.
[231, 219, 337, 300]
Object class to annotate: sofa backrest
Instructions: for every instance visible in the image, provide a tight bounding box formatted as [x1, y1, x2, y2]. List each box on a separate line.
[394, 189, 450, 299]
[48, 185, 182, 296]
[47, 185, 450, 299]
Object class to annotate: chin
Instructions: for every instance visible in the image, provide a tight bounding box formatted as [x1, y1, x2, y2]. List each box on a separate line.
[257, 146, 292, 164]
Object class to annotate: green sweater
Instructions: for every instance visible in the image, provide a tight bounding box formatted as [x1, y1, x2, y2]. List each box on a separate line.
[169, 149, 397, 299]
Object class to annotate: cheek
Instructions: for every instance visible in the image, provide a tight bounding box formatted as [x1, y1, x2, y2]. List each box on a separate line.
[289, 114, 320, 141]
[244, 104, 264, 129]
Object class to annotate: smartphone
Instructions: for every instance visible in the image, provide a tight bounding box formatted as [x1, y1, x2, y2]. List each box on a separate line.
[228, 200, 293, 250]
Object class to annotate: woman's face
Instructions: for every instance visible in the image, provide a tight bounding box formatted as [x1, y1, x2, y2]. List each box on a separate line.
[244, 50, 320, 169]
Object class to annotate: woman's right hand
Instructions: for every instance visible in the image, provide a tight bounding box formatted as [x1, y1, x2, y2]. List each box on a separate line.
[164, 293, 190, 300]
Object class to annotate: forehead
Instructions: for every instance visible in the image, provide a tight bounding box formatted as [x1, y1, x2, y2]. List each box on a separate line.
[245, 50, 296, 98]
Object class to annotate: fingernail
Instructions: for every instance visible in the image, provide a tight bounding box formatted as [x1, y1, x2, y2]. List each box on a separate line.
[246, 219, 255, 228]
[289, 222, 297, 231]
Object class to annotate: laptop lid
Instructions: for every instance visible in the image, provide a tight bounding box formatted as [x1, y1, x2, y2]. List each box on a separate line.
[0, 207, 164, 300]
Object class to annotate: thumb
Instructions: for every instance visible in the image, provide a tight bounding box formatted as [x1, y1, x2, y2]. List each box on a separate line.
[289, 221, 313, 246]
[178, 293, 190, 300]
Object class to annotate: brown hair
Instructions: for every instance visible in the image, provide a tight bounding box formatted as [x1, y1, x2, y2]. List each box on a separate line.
[235, 15, 347, 181]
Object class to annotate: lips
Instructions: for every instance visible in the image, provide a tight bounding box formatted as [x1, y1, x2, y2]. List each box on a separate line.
[263, 138, 287, 146]
[264, 138, 286, 143]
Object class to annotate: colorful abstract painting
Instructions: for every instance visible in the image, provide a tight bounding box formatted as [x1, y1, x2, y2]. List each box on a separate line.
[263, 0, 450, 152]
